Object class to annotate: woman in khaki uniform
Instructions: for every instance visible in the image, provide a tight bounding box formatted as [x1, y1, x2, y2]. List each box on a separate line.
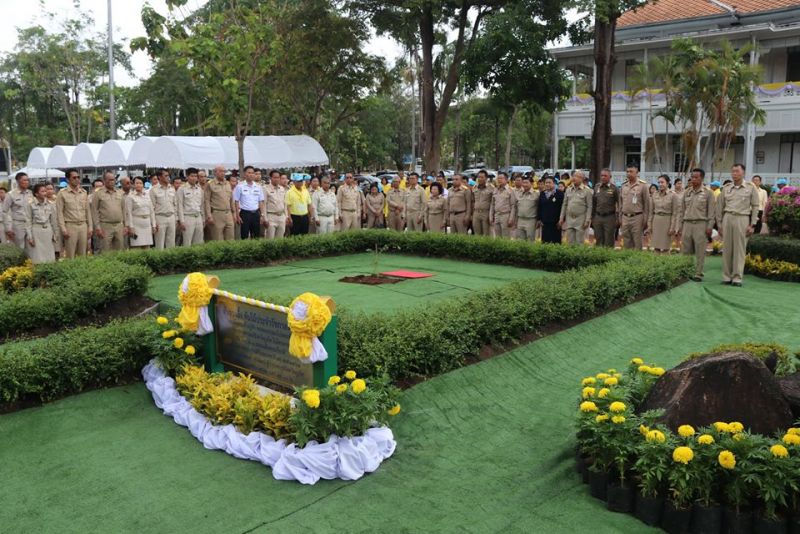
[648, 175, 680, 253]
[25, 184, 58, 264]
[125, 177, 156, 248]
[425, 182, 448, 233]
[45, 184, 62, 258]
[365, 184, 386, 228]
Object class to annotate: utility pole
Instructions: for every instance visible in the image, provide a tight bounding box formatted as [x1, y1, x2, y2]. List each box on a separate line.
[107, 0, 116, 139]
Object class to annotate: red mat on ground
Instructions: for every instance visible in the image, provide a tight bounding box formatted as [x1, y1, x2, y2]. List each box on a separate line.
[381, 270, 434, 279]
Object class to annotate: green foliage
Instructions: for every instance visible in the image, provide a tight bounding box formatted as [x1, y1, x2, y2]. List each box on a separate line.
[748, 235, 800, 266]
[0, 244, 27, 271]
[0, 318, 162, 406]
[765, 186, 800, 238]
[153, 316, 202, 375]
[745, 254, 800, 283]
[0, 257, 151, 338]
[683, 342, 798, 377]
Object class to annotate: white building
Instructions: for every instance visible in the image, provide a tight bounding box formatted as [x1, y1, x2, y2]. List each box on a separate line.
[550, 0, 800, 184]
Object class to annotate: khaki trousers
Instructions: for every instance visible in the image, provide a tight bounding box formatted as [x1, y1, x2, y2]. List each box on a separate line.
[493, 212, 513, 238]
[0, 222, 5, 243]
[593, 214, 617, 247]
[9, 221, 27, 248]
[621, 213, 644, 250]
[181, 215, 204, 246]
[516, 218, 537, 241]
[388, 211, 404, 231]
[155, 214, 176, 250]
[366, 212, 384, 228]
[722, 213, 750, 283]
[98, 222, 125, 252]
[565, 227, 585, 245]
[340, 211, 359, 231]
[317, 215, 335, 234]
[209, 211, 234, 241]
[450, 212, 469, 234]
[681, 221, 708, 278]
[406, 210, 423, 231]
[63, 222, 88, 258]
[472, 211, 490, 236]
[265, 213, 286, 239]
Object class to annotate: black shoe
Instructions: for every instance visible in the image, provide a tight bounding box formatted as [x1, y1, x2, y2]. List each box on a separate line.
[721, 280, 732, 285]
[691, 276, 703, 282]
[732, 282, 742, 287]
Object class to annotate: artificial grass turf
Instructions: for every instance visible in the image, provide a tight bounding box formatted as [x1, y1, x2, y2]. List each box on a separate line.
[146, 253, 551, 313]
[2, 257, 800, 533]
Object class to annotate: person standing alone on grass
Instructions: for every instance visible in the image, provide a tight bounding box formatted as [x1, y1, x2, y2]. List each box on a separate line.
[717, 163, 759, 287]
[538, 176, 563, 244]
[177, 168, 204, 247]
[286, 175, 313, 235]
[677, 168, 715, 282]
[591, 168, 619, 248]
[233, 166, 265, 240]
[559, 170, 592, 245]
[619, 165, 650, 250]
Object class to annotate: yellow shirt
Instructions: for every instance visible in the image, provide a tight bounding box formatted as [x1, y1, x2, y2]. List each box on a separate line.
[285, 186, 311, 216]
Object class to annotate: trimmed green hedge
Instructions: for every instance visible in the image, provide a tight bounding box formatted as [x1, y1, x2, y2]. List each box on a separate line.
[0, 243, 27, 271]
[0, 257, 151, 338]
[0, 318, 162, 405]
[748, 235, 800, 265]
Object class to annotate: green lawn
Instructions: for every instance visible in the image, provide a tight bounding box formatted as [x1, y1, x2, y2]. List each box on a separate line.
[2, 257, 800, 533]
[147, 253, 550, 313]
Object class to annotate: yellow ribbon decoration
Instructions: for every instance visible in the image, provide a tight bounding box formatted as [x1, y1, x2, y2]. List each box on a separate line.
[177, 272, 214, 332]
[287, 292, 332, 359]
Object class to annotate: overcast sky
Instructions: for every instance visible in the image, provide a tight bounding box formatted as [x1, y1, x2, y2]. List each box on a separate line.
[0, 0, 404, 87]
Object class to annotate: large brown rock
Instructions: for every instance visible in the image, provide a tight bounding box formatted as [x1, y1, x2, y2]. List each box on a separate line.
[778, 372, 800, 419]
[639, 352, 794, 435]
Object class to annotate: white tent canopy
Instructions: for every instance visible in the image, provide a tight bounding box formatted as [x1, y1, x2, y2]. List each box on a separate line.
[97, 139, 136, 167]
[275, 135, 328, 167]
[46, 145, 76, 168]
[14, 167, 65, 179]
[127, 136, 158, 166]
[70, 143, 103, 168]
[27, 147, 52, 168]
[147, 136, 227, 168]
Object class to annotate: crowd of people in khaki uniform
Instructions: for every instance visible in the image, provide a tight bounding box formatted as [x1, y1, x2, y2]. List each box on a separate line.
[0, 161, 765, 286]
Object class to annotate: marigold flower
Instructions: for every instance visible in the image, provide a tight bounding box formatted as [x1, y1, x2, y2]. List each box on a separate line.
[579, 401, 599, 413]
[173, 337, 185, 349]
[630, 357, 644, 365]
[697, 434, 715, 445]
[581, 377, 596, 386]
[678, 425, 695, 438]
[597, 388, 610, 399]
[714, 422, 730, 433]
[638, 365, 651, 374]
[728, 422, 744, 434]
[596, 372, 610, 380]
[646, 430, 666, 443]
[301, 389, 320, 409]
[328, 375, 341, 386]
[582, 387, 596, 398]
[612, 416, 626, 424]
[596, 414, 609, 423]
[770, 444, 789, 458]
[787, 428, 800, 436]
[184, 345, 196, 355]
[344, 370, 357, 380]
[156, 316, 169, 325]
[162, 330, 177, 339]
[718, 450, 736, 470]
[673, 446, 694, 464]
[733, 433, 745, 442]
[351, 378, 366, 394]
[388, 404, 401, 416]
[639, 424, 650, 436]
[604, 377, 618, 386]
[783, 433, 800, 446]
[649, 367, 665, 377]
[335, 384, 348, 394]
[609, 401, 626, 413]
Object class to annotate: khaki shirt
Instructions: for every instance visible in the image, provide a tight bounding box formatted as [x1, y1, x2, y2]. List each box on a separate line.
[387, 188, 406, 215]
[490, 186, 515, 220]
[560, 184, 592, 228]
[365, 192, 386, 215]
[263, 183, 287, 215]
[150, 183, 176, 216]
[313, 189, 338, 218]
[592, 182, 619, 218]
[405, 185, 425, 214]
[426, 195, 448, 216]
[177, 183, 204, 222]
[27, 199, 57, 235]
[472, 185, 493, 212]
[337, 184, 362, 215]
[716, 181, 759, 227]
[649, 189, 680, 234]
[91, 188, 125, 228]
[516, 189, 540, 219]
[205, 179, 233, 218]
[679, 186, 715, 231]
[57, 186, 92, 232]
[3, 188, 33, 225]
[620, 179, 650, 217]
[125, 191, 156, 228]
[447, 186, 473, 216]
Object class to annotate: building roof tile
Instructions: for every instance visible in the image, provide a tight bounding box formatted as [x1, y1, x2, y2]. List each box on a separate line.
[618, 0, 800, 28]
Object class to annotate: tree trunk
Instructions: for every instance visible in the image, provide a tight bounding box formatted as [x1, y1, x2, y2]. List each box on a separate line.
[494, 115, 500, 169]
[236, 129, 245, 178]
[419, 5, 437, 172]
[591, 16, 617, 181]
[504, 105, 519, 171]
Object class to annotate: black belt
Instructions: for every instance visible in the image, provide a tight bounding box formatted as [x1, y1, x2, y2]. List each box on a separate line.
[596, 211, 616, 216]
[452, 210, 466, 215]
[240, 209, 259, 214]
[518, 216, 536, 220]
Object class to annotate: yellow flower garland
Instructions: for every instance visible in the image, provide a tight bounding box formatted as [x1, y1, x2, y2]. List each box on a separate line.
[287, 292, 332, 359]
[177, 273, 214, 332]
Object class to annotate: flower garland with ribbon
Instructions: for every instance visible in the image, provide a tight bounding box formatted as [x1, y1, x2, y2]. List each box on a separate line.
[287, 292, 332, 363]
[177, 272, 215, 335]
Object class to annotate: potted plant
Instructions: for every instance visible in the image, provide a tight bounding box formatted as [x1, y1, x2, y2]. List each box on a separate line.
[633, 425, 671, 526]
[577, 399, 611, 500]
[664, 445, 697, 534]
[750, 440, 799, 534]
[716, 431, 760, 534]
[687, 425, 723, 534]
[604, 403, 637, 513]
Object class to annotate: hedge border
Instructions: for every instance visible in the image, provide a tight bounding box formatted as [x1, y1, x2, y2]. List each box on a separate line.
[747, 235, 800, 265]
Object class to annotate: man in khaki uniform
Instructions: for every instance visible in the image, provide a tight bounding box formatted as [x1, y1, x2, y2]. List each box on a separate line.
[313, 177, 338, 234]
[205, 165, 235, 241]
[678, 168, 715, 282]
[0, 186, 7, 243]
[404, 173, 426, 231]
[490, 172, 516, 238]
[514, 176, 539, 242]
[91, 171, 126, 252]
[150, 169, 177, 249]
[337, 173, 362, 231]
[263, 170, 290, 239]
[591, 169, 620, 247]
[471, 171, 493, 236]
[619, 165, 650, 250]
[386, 177, 405, 231]
[716, 163, 759, 286]
[57, 169, 93, 258]
[3, 172, 33, 249]
[447, 174, 472, 234]
[559, 170, 592, 245]
[177, 167, 204, 247]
